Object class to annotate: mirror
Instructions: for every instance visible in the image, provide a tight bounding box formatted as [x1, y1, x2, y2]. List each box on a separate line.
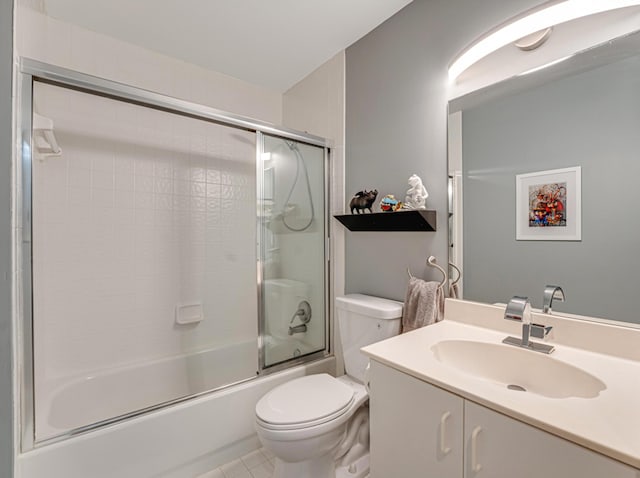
[448, 29, 640, 326]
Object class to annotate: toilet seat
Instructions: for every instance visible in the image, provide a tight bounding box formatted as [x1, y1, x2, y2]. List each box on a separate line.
[256, 374, 355, 431]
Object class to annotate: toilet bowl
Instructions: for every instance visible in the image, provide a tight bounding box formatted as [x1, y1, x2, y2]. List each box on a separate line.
[256, 374, 368, 477]
[255, 294, 403, 478]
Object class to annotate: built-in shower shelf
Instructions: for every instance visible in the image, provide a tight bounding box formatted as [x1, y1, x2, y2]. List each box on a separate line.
[334, 210, 436, 232]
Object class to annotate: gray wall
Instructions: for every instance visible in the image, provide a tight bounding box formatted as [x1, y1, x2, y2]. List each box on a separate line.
[1, 0, 14, 475]
[344, 0, 541, 301]
[463, 55, 640, 323]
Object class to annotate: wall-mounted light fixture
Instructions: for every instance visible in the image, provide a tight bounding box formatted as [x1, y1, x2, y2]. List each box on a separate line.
[448, 0, 640, 82]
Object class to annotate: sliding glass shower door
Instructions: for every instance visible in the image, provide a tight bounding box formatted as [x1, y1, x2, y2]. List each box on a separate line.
[30, 81, 259, 441]
[259, 135, 327, 368]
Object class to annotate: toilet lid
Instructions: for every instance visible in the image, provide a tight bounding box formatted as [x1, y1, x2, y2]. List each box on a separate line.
[256, 374, 355, 428]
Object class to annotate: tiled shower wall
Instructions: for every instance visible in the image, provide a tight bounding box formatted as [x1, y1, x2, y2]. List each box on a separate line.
[33, 82, 258, 385]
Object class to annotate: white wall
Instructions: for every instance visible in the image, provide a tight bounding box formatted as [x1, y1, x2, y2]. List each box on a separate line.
[16, 5, 283, 124]
[1, 2, 15, 478]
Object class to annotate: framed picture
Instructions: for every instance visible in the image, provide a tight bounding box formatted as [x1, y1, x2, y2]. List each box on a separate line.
[516, 166, 581, 241]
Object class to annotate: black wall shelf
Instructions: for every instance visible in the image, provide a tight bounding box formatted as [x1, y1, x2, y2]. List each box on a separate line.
[334, 210, 436, 232]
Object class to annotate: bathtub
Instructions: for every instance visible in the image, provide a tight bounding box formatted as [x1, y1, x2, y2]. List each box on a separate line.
[37, 340, 260, 441]
[263, 335, 321, 367]
[19, 347, 335, 478]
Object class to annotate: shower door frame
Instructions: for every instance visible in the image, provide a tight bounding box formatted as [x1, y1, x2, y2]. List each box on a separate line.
[17, 58, 332, 451]
[256, 132, 332, 374]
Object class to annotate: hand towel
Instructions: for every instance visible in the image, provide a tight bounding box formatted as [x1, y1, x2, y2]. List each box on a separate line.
[401, 277, 444, 333]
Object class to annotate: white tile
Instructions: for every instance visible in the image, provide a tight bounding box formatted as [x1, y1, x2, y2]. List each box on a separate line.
[191, 181, 207, 197]
[191, 196, 206, 212]
[207, 169, 221, 184]
[115, 171, 135, 192]
[45, 15, 72, 68]
[220, 459, 250, 478]
[259, 448, 275, 460]
[93, 170, 114, 190]
[155, 161, 173, 179]
[249, 461, 274, 478]
[195, 468, 225, 478]
[92, 187, 114, 208]
[16, 6, 47, 60]
[134, 192, 155, 210]
[241, 449, 267, 469]
[174, 180, 191, 196]
[70, 24, 97, 75]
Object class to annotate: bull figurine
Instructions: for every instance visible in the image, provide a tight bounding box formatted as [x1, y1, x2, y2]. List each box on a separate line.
[349, 189, 378, 214]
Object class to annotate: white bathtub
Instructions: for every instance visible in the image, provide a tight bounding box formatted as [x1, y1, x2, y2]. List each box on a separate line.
[20, 348, 335, 478]
[264, 335, 320, 366]
[37, 340, 259, 441]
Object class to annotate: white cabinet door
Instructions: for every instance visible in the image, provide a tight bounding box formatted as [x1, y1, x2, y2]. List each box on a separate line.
[369, 360, 464, 478]
[464, 401, 638, 478]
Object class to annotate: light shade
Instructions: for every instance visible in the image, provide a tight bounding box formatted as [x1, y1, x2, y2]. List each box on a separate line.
[448, 0, 640, 82]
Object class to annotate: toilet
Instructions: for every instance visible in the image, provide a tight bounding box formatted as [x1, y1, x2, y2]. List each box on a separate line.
[255, 294, 403, 478]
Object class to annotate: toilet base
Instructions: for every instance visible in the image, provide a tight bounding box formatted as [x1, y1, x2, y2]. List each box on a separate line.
[270, 450, 371, 478]
[336, 452, 370, 478]
[272, 454, 335, 478]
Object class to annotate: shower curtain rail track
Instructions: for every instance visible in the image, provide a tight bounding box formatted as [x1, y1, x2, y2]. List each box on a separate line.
[20, 58, 330, 148]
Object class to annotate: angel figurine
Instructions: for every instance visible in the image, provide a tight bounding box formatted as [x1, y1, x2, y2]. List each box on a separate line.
[404, 174, 428, 209]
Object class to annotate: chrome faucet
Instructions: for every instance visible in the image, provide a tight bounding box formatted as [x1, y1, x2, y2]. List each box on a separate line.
[542, 285, 565, 314]
[288, 300, 311, 336]
[288, 324, 307, 335]
[503, 296, 554, 354]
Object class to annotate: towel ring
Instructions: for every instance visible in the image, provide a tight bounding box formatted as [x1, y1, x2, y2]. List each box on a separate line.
[407, 256, 447, 289]
[449, 262, 461, 286]
[427, 256, 448, 289]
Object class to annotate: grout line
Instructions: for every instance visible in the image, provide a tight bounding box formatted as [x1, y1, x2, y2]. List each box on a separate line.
[198, 448, 276, 478]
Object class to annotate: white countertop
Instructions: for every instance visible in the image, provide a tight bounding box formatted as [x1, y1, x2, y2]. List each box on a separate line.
[361, 299, 640, 469]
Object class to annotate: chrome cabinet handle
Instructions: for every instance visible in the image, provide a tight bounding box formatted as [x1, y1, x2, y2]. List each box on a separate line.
[471, 426, 483, 473]
[439, 411, 452, 455]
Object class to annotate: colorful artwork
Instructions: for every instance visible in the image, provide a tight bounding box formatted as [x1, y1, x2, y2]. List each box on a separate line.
[516, 167, 581, 241]
[528, 182, 566, 227]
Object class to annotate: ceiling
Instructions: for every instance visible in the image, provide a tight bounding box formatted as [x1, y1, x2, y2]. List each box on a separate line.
[36, 0, 414, 92]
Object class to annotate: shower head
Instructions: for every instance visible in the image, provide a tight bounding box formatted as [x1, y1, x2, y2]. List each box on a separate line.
[284, 139, 299, 152]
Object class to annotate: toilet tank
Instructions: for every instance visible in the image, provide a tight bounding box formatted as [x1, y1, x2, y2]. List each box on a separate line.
[336, 294, 403, 383]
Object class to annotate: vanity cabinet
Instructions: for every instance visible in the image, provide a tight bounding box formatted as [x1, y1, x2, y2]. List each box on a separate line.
[464, 401, 637, 478]
[369, 360, 464, 478]
[369, 360, 638, 478]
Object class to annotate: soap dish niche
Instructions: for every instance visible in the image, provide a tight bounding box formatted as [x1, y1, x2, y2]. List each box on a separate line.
[175, 302, 204, 325]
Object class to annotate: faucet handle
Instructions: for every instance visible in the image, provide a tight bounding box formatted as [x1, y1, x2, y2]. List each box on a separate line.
[504, 296, 531, 323]
[530, 324, 552, 339]
[543, 285, 565, 314]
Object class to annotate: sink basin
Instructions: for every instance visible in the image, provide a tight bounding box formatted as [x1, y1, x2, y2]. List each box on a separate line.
[431, 339, 606, 399]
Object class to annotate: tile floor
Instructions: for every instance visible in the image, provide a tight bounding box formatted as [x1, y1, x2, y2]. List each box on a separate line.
[196, 448, 275, 478]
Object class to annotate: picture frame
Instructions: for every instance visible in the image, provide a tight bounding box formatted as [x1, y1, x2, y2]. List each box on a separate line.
[515, 166, 581, 241]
